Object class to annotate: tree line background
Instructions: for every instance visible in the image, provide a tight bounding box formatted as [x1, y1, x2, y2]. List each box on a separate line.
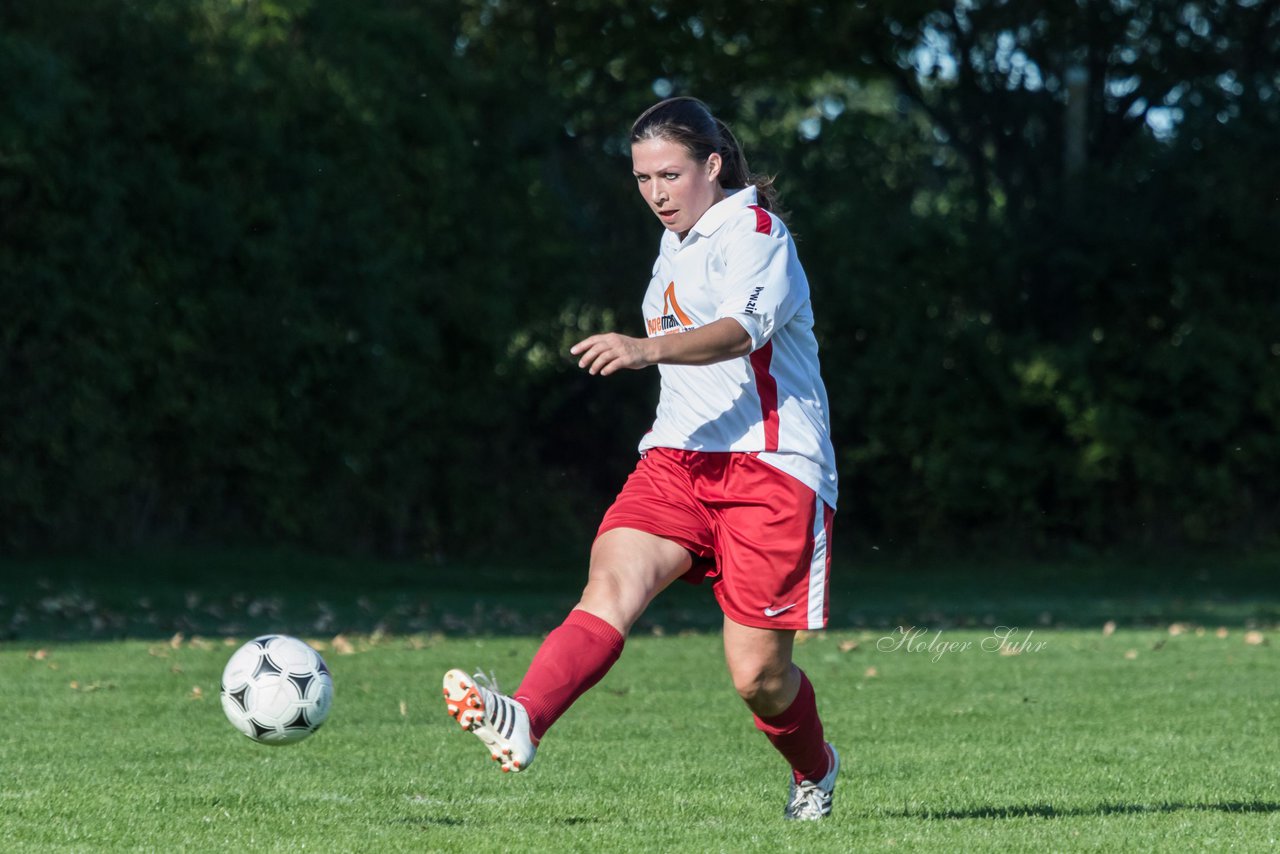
[2, 0, 1278, 559]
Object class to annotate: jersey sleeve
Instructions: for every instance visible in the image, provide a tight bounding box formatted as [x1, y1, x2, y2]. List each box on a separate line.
[713, 211, 802, 352]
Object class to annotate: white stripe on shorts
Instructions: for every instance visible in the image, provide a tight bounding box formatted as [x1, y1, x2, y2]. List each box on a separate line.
[806, 494, 828, 630]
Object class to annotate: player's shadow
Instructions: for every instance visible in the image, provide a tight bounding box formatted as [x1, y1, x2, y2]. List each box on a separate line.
[396, 815, 597, 828]
[397, 816, 465, 827]
[892, 800, 1280, 820]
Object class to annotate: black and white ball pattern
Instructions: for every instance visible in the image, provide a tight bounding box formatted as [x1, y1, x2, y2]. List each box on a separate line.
[220, 635, 333, 744]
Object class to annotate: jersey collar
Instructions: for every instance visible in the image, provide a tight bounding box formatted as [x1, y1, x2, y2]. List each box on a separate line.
[665, 186, 758, 250]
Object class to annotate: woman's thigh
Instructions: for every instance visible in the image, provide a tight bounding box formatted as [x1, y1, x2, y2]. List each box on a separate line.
[576, 527, 693, 634]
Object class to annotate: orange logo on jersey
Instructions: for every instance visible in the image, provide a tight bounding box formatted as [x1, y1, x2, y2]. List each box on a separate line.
[646, 282, 696, 336]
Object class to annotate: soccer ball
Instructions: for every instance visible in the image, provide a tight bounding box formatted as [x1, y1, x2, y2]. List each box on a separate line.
[220, 634, 333, 744]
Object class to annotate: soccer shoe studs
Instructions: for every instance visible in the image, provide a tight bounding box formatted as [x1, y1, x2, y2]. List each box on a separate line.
[443, 668, 537, 774]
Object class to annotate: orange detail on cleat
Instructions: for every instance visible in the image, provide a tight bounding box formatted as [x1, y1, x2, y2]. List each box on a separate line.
[443, 676, 486, 731]
[443, 668, 534, 775]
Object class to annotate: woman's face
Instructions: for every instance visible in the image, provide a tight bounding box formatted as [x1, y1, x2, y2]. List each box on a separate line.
[631, 137, 724, 238]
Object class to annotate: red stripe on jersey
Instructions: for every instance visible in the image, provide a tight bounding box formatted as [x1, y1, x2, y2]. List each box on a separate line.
[748, 204, 777, 449]
[750, 341, 780, 452]
[748, 204, 772, 235]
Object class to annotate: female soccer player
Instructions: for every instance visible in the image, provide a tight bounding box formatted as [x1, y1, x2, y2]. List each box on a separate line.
[443, 96, 840, 821]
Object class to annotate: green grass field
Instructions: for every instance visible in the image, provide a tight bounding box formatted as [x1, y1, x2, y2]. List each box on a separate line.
[1, 551, 1277, 851]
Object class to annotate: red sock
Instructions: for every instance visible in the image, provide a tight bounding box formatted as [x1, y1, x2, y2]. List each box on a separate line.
[514, 608, 624, 741]
[753, 670, 831, 782]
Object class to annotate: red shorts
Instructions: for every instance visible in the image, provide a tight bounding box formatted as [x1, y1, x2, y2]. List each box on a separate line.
[597, 448, 834, 631]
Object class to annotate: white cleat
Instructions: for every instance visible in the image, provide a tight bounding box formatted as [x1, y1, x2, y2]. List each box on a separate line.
[784, 743, 839, 820]
[442, 668, 537, 773]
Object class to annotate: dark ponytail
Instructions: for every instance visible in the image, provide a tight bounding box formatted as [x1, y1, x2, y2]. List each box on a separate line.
[630, 97, 779, 212]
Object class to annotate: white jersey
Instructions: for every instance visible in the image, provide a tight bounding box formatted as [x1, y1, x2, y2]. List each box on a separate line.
[638, 186, 838, 508]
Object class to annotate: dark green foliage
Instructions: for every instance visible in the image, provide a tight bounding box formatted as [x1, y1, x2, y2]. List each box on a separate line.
[1, 0, 588, 553]
[1, 1, 1276, 556]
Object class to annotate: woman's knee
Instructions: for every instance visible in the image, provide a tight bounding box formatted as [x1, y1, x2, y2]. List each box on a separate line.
[576, 566, 639, 634]
[723, 619, 799, 712]
[580, 561, 634, 609]
[729, 658, 794, 706]
[576, 529, 691, 633]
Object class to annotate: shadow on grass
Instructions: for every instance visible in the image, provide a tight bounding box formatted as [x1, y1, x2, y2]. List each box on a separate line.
[0, 549, 1277, 642]
[896, 800, 1280, 820]
[396, 815, 597, 828]
[396, 816, 465, 827]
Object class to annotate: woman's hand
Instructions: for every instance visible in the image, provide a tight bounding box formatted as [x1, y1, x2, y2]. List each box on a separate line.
[571, 318, 753, 376]
[570, 333, 656, 376]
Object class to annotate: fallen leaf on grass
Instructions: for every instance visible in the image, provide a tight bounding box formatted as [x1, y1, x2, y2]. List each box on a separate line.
[1102, 621, 1116, 637]
[30, 649, 49, 661]
[331, 635, 355, 655]
[864, 666, 879, 678]
[169, 632, 184, 649]
[399, 700, 408, 718]
[1124, 650, 1138, 660]
[69, 681, 115, 692]
[838, 639, 860, 653]
[189, 686, 203, 700]
[1215, 627, 1229, 639]
[188, 636, 214, 651]
[404, 633, 443, 651]
[999, 645, 1022, 656]
[1244, 631, 1266, 646]
[1168, 623, 1188, 636]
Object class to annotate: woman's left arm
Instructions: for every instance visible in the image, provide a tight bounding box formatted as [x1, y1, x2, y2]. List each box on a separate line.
[571, 317, 751, 376]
